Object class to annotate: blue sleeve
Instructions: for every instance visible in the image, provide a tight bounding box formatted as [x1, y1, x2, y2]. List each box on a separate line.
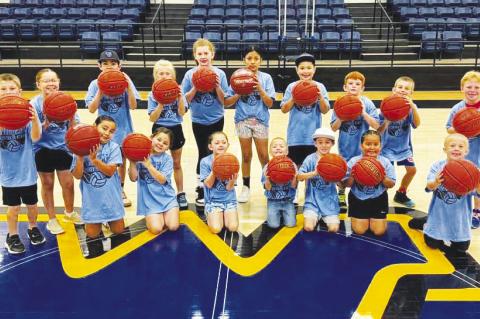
[199, 158, 211, 181]
[384, 159, 396, 182]
[181, 70, 193, 95]
[427, 161, 441, 183]
[147, 92, 157, 115]
[330, 107, 338, 124]
[264, 74, 276, 99]
[261, 165, 267, 185]
[227, 85, 235, 97]
[446, 106, 459, 129]
[162, 155, 174, 181]
[379, 112, 385, 125]
[318, 83, 330, 109]
[219, 70, 229, 94]
[345, 157, 356, 180]
[365, 98, 379, 122]
[108, 143, 123, 165]
[299, 155, 312, 173]
[85, 80, 98, 107]
[127, 78, 141, 100]
[280, 83, 294, 107]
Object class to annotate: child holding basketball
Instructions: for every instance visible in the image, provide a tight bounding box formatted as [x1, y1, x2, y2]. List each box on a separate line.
[0, 73, 45, 254]
[225, 46, 276, 203]
[200, 131, 238, 234]
[297, 128, 341, 232]
[85, 50, 140, 207]
[262, 137, 297, 228]
[378, 76, 421, 208]
[342, 130, 396, 236]
[148, 59, 188, 210]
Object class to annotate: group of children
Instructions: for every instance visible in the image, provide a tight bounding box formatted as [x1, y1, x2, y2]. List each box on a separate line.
[0, 37, 479, 259]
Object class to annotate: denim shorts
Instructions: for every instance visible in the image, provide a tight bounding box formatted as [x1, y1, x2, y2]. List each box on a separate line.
[267, 199, 296, 228]
[205, 201, 237, 214]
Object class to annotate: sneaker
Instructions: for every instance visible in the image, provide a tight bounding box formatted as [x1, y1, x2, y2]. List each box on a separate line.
[122, 190, 132, 207]
[472, 209, 480, 229]
[195, 186, 204, 207]
[46, 219, 65, 235]
[63, 211, 84, 225]
[408, 216, 427, 230]
[177, 192, 188, 210]
[5, 234, 25, 254]
[238, 186, 250, 203]
[394, 191, 416, 208]
[27, 227, 46, 245]
[338, 189, 346, 207]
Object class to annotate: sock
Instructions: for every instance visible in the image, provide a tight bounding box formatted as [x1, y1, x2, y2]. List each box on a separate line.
[110, 227, 131, 249]
[398, 187, 406, 193]
[86, 236, 104, 259]
[243, 177, 250, 188]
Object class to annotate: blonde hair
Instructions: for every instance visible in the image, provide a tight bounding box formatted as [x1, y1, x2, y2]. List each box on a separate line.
[153, 59, 176, 81]
[269, 137, 287, 148]
[460, 70, 480, 88]
[344, 71, 365, 86]
[0, 73, 21, 89]
[444, 133, 469, 150]
[35, 68, 59, 83]
[192, 38, 215, 57]
[394, 76, 415, 92]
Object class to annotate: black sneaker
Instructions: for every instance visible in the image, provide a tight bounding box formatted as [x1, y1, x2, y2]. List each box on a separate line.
[177, 192, 189, 210]
[27, 227, 46, 246]
[195, 186, 205, 207]
[5, 234, 25, 254]
[394, 191, 416, 208]
[408, 216, 427, 230]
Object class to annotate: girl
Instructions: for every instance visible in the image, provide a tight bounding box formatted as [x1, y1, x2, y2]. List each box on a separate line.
[128, 127, 180, 235]
[200, 132, 239, 234]
[148, 60, 188, 210]
[342, 130, 396, 236]
[225, 47, 276, 203]
[181, 39, 229, 207]
[72, 115, 127, 258]
[31, 68, 82, 235]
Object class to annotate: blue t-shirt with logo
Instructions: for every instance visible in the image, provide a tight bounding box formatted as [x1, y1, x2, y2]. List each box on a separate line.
[199, 154, 236, 205]
[147, 92, 187, 127]
[380, 110, 416, 162]
[261, 163, 296, 200]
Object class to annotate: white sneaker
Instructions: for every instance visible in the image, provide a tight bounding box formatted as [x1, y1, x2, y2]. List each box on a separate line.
[46, 219, 65, 235]
[238, 186, 250, 203]
[122, 190, 132, 207]
[63, 211, 84, 225]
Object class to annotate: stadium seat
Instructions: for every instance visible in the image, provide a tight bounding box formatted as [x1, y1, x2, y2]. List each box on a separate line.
[244, 0, 259, 9]
[243, 31, 261, 48]
[189, 8, 206, 19]
[427, 17, 446, 31]
[67, 8, 85, 19]
[261, 30, 279, 52]
[446, 17, 466, 34]
[209, 0, 225, 8]
[94, 0, 110, 7]
[223, 19, 241, 32]
[42, 0, 57, 6]
[111, 0, 128, 8]
[243, 19, 261, 32]
[121, 8, 139, 21]
[336, 18, 354, 33]
[427, 0, 444, 6]
[223, 31, 241, 53]
[462, 0, 479, 5]
[244, 8, 260, 20]
[226, 0, 242, 8]
[203, 31, 222, 51]
[102, 31, 123, 57]
[315, 0, 329, 7]
[186, 19, 204, 32]
[49, 8, 67, 19]
[442, 30, 463, 58]
[31, 7, 49, 18]
[261, 8, 277, 20]
[285, 8, 296, 19]
[329, 0, 344, 7]
[444, 0, 462, 5]
[59, 0, 75, 7]
[77, 0, 94, 7]
[184, 31, 202, 52]
[408, 17, 428, 39]
[436, 7, 454, 18]
[418, 7, 436, 18]
[104, 8, 121, 19]
[315, 8, 331, 19]
[38, 18, 57, 40]
[97, 19, 115, 33]
[57, 18, 76, 40]
[207, 8, 224, 20]
[281, 31, 301, 54]
[205, 18, 223, 32]
[454, 7, 472, 18]
[225, 8, 242, 20]
[0, 8, 11, 19]
[13, 8, 32, 19]
[0, 19, 18, 40]
[18, 18, 37, 40]
[341, 31, 362, 56]
[465, 17, 480, 38]
[192, 0, 209, 9]
[127, 0, 145, 9]
[399, 7, 418, 20]
[317, 18, 336, 33]
[24, 0, 41, 7]
[114, 18, 133, 40]
[320, 31, 340, 55]
[77, 18, 96, 35]
[262, 0, 276, 8]
[410, 0, 427, 6]
[297, 7, 309, 21]
[85, 8, 103, 19]
[419, 30, 442, 58]
[80, 31, 101, 58]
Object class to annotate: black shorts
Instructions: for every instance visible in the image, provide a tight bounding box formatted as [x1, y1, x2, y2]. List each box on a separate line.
[391, 157, 415, 167]
[152, 123, 186, 151]
[35, 148, 73, 173]
[288, 145, 317, 167]
[2, 184, 38, 206]
[348, 190, 388, 220]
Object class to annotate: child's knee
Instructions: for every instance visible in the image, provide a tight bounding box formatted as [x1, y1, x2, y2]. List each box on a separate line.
[148, 224, 164, 235]
[209, 224, 223, 234]
[327, 224, 340, 233]
[304, 224, 316, 232]
[352, 224, 368, 235]
[406, 166, 417, 175]
[371, 227, 386, 236]
[167, 220, 180, 232]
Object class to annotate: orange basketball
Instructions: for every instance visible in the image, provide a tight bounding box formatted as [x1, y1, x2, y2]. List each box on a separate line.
[380, 95, 411, 122]
[442, 159, 480, 196]
[292, 80, 320, 107]
[230, 68, 256, 95]
[0, 95, 31, 130]
[351, 157, 386, 187]
[452, 107, 480, 138]
[192, 67, 217, 93]
[122, 133, 152, 162]
[65, 124, 100, 156]
[152, 79, 180, 105]
[316, 153, 347, 182]
[43, 91, 77, 122]
[97, 70, 128, 96]
[333, 94, 363, 121]
[212, 153, 240, 180]
[267, 156, 296, 184]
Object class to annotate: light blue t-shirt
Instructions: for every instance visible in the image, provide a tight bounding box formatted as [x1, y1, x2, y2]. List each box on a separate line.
[446, 101, 480, 166]
[331, 96, 379, 161]
[261, 164, 296, 200]
[227, 71, 276, 126]
[299, 153, 339, 216]
[147, 92, 187, 127]
[424, 159, 475, 242]
[79, 140, 125, 223]
[181, 66, 228, 125]
[199, 154, 236, 205]
[380, 110, 416, 162]
[281, 80, 330, 146]
[0, 124, 37, 187]
[85, 78, 140, 145]
[346, 155, 396, 200]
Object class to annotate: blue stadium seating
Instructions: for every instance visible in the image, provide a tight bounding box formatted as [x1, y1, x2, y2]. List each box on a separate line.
[192, 0, 209, 9]
[244, 8, 260, 20]
[454, 7, 471, 18]
[189, 8, 206, 19]
[442, 30, 463, 58]
[186, 19, 204, 32]
[77, 18, 96, 34]
[227, 0, 242, 8]
[43, 0, 58, 7]
[427, 17, 446, 31]
[408, 17, 428, 38]
[419, 31, 442, 58]
[436, 7, 454, 17]
[244, 0, 259, 9]
[18, 18, 37, 40]
[261, 8, 277, 20]
[32, 8, 49, 18]
[282, 31, 301, 53]
[465, 17, 480, 38]
[25, 0, 41, 7]
[418, 7, 436, 18]
[104, 8, 121, 19]
[97, 19, 115, 33]
[317, 18, 336, 33]
[102, 31, 123, 57]
[76, 0, 93, 7]
[320, 31, 340, 54]
[59, 0, 75, 7]
[85, 8, 103, 19]
[80, 31, 101, 57]
[225, 8, 242, 20]
[94, 0, 110, 7]
[446, 17, 465, 34]
[223, 20, 241, 32]
[207, 7, 224, 19]
[336, 18, 354, 33]
[400, 7, 418, 20]
[184, 31, 202, 52]
[411, 0, 427, 6]
[67, 8, 85, 19]
[332, 7, 349, 19]
[210, 0, 225, 8]
[315, 8, 331, 19]
[341, 31, 362, 56]
[127, 0, 145, 9]
[262, 0, 276, 8]
[58, 18, 76, 40]
[243, 31, 261, 50]
[0, 8, 11, 19]
[13, 8, 32, 19]
[111, 0, 127, 7]
[223, 31, 241, 53]
[462, 0, 478, 5]
[49, 8, 67, 19]
[444, 0, 462, 6]
[121, 8, 139, 21]
[203, 31, 222, 50]
[38, 18, 56, 40]
[329, 0, 344, 7]
[115, 18, 133, 40]
[427, 0, 444, 6]
[0, 19, 18, 40]
[205, 18, 223, 32]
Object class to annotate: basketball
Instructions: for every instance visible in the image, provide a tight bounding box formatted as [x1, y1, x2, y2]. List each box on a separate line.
[192, 67, 217, 93]
[0, 95, 31, 130]
[43, 91, 77, 122]
[230, 68, 256, 95]
[380, 95, 411, 122]
[316, 154, 348, 182]
[292, 80, 320, 107]
[333, 94, 363, 121]
[97, 70, 128, 96]
[122, 133, 152, 162]
[442, 159, 480, 195]
[452, 107, 480, 138]
[152, 79, 180, 105]
[267, 156, 296, 184]
[65, 124, 100, 156]
[351, 157, 386, 187]
[212, 153, 240, 180]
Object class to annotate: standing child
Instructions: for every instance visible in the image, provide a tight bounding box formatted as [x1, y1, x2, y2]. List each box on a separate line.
[128, 127, 179, 235]
[0, 73, 45, 254]
[378, 76, 421, 208]
[148, 59, 188, 210]
[200, 132, 239, 234]
[85, 50, 140, 207]
[297, 128, 340, 232]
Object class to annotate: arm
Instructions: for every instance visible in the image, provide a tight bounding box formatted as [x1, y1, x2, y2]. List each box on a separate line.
[297, 170, 317, 182]
[382, 176, 395, 188]
[124, 73, 137, 110]
[331, 118, 343, 132]
[185, 86, 197, 104]
[71, 155, 84, 179]
[203, 172, 216, 188]
[377, 119, 390, 134]
[280, 98, 295, 113]
[426, 172, 444, 191]
[89, 146, 117, 177]
[410, 99, 421, 128]
[87, 89, 102, 113]
[362, 107, 380, 129]
[256, 78, 274, 108]
[29, 106, 42, 142]
[214, 80, 225, 105]
[225, 173, 237, 191]
[177, 93, 186, 116]
[142, 158, 167, 184]
[128, 159, 138, 182]
[224, 94, 240, 108]
[319, 94, 329, 114]
[264, 176, 272, 191]
[149, 103, 164, 122]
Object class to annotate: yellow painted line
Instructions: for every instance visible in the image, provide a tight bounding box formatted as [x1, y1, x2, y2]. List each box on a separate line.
[0, 214, 49, 222]
[426, 288, 480, 301]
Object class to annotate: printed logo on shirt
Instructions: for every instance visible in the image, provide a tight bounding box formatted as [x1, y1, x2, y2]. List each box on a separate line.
[435, 184, 461, 204]
[356, 183, 376, 195]
[387, 120, 409, 137]
[270, 183, 292, 199]
[340, 119, 362, 135]
[294, 104, 315, 114]
[46, 121, 68, 134]
[139, 165, 155, 184]
[310, 176, 329, 190]
[214, 180, 228, 191]
[160, 103, 178, 119]
[240, 92, 260, 106]
[194, 92, 216, 106]
[83, 166, 107, 188]
[0, 129, 26, 152]
[100, 96, 124, 114]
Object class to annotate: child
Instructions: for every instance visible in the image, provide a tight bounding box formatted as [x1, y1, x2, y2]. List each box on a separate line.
[181, 39, 229, 207]
[225, 46, 276, 203]
[446, 70, 480, 229]
[378, 76, 421, 208]
[128, 127, 180, 235]
[85, 50, 140, 207]
[148, 59, 188, 210]
[30, 68, 82, 235]
[297, 128, 340, 232]
[200, 132, 239, 234]
[331, 71, 380, 206]
[342, 130, 396, 236]
[72, 115, 127, 258]
[0, 73, 45, 254]
[262, 137, 297, 228]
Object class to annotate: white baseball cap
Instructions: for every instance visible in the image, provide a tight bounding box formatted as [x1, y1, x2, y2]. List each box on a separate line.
[312, 127, 335, 143]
